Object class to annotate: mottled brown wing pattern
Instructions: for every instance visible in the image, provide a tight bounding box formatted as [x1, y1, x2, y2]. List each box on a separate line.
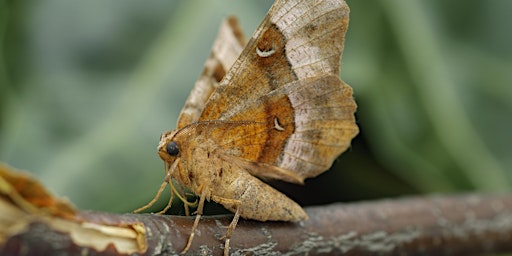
[199, 0, 358, 180]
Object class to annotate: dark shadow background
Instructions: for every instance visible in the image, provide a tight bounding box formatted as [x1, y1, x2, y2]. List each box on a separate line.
[1, 0, 511, 213]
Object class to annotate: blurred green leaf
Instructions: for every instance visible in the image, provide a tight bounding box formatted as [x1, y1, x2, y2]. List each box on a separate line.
[1, 0, 511, 212]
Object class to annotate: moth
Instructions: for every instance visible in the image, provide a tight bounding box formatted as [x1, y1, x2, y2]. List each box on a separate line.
[136, 0, 358, 254]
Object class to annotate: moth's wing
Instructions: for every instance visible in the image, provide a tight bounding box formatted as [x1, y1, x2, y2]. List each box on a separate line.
[208, 75, 358, 181]
[217, 150, 305, 184]
[200, 0, 350, 120]
[199, 0, 357, 180]
[264, 75, 358, 179]
[176, 17, 246, 129]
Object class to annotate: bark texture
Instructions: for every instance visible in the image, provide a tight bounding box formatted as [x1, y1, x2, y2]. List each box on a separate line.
[2, 194, 512, 255]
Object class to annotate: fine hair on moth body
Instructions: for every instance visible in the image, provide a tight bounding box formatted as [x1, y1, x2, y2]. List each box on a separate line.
[134, 0, 358, 255]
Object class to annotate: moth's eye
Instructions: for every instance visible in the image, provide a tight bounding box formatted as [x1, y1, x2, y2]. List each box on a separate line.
[166, 141, 179, 156]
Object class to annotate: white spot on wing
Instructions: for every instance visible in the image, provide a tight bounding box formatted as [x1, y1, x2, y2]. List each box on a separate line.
[256, 47, 276, 57]
[274, 117, 285, 131]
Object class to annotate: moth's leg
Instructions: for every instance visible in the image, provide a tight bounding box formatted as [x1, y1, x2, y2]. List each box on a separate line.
[181, 187, 207, 254]
[211, 195, 241, 256]
[157, 183, 174, 214]
[176, 182, 191, 216]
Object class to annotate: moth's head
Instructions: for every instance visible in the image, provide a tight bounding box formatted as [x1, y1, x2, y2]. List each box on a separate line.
[133, 130, 182, 214]
[157, 129, 180, 163]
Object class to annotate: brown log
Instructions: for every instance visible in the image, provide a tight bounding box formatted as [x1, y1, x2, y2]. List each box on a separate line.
[2, 194, 512, 255]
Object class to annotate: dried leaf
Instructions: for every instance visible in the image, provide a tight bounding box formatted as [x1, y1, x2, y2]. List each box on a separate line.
[0, 163, 76, 218]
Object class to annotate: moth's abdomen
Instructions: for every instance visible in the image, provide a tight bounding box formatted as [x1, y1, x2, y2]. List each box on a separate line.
[213, 169, 307, 222]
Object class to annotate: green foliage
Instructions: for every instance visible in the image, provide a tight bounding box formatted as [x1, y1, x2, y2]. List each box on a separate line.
[1, 0, 511, 212]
